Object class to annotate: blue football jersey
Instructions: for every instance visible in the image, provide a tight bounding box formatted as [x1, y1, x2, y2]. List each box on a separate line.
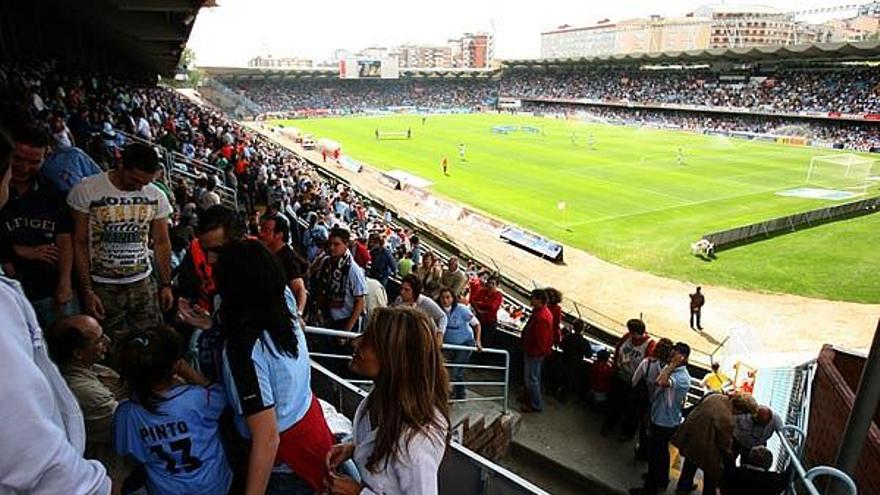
[113, 384, 232, 495]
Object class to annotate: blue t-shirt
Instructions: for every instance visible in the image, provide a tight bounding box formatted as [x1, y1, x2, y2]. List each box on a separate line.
[41, 146, 102, 195]
[650, 365, 691, 428]
[443, 304, 476, 345]
[113, 384, 232, 495]
[222, 320, 313, 438]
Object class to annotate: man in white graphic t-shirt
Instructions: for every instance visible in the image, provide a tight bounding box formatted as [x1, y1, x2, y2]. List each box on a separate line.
[68, 143, 173, 338]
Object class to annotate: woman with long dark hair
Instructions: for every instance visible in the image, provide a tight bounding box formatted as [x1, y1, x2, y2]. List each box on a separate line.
[326, 307, 450, 495]
[214, 240, 333, 495]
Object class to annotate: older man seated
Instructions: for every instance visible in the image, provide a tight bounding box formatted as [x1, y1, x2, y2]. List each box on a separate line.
[46, 315, 133, 488]
[733, 405, 784, 461]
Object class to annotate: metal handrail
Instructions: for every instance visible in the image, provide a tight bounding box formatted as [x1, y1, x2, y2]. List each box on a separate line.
[118, 129, 230, 187]
[777, 425, 858, 495]
[170, 165, 238, 207]
[304, 325, 511, 410]
[116, 128, 240, 210]
[309, 359, 551, 494]
[805, 467, 858, 495]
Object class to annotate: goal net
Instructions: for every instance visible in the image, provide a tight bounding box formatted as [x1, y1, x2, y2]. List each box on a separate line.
[375, 130, 411, 140]
[805, 153, 876, 194]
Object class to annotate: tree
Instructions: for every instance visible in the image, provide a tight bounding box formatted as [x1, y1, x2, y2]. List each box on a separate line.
[176, 47, 203, 87]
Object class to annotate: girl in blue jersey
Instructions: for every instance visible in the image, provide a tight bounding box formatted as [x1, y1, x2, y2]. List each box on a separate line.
[113, 324, 232, 495]
[214, 240, 333, 495]
[437, 288, 482, 400]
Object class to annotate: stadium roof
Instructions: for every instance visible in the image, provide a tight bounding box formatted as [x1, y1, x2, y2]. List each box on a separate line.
[2, 0, 211, 76]
[504, 40, 880, 67]
[201, 66, 500, 80]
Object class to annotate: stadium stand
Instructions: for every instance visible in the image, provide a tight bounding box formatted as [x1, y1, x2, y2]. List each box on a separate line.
[500, 67, 880, 114]
[0, 2, 868, 492]
[235, 78, 498, 114]
[217, 55, 880, 152]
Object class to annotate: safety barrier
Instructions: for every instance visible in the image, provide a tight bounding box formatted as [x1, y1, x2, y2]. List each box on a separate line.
[304, 326, 511, 411]
[704, 196, 880, 251]
[309, 359, 550, 495]
[778, 425, 858, 495]
[117, 130, 239, 210]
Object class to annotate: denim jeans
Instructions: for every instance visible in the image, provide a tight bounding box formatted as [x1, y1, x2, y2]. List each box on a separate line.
[266, 472, 314, 495]
[445, 339, 474, 399]
[523, 355, 545, 411]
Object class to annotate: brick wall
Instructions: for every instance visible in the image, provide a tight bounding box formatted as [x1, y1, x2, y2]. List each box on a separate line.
[805, 345, 880, 495]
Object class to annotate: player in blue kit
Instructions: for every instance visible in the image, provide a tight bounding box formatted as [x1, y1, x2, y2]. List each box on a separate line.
[113, 325, 232, 495]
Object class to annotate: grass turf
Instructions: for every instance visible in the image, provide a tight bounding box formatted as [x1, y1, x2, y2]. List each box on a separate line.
[276, 114, 880, 303]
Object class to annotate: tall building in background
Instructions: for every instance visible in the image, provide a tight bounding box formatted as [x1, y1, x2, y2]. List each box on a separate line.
[700, 5, 795, 48]
[335, 32, 494, 69]
[616, 16, 712, 54]
[541, 21, 618, 58]
[541, 17, 709, 59]
[395, 45, 453, 68]
[448, 32, 494, 68]
[540, 4, 878, 59]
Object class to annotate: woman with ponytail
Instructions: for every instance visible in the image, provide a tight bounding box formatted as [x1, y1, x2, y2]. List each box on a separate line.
[113, 324, 232, 495]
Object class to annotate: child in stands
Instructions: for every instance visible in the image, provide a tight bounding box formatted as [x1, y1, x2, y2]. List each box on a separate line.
[113, 325, 232, 495]
[588, 349, 613, 411]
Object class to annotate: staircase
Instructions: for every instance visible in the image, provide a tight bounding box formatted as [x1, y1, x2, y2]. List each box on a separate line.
[454, 409, 521, 461]
[199, 78, 262, 119]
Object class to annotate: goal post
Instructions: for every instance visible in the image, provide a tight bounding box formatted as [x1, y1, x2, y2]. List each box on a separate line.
[374, 129, 411, 140]
[805, 153, 876, 194]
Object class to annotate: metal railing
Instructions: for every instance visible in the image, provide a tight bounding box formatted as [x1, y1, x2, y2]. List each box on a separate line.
[304, 325, 511, 411]
[778, 425, 858, 495]
[114, 129, 241, 211]
[309, 359, 550, 495]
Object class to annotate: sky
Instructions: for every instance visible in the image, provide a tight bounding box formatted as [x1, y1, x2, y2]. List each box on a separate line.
[186, 0, 865, 66]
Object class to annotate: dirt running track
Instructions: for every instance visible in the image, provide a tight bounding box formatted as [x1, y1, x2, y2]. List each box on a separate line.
[247, 122, 879, 365]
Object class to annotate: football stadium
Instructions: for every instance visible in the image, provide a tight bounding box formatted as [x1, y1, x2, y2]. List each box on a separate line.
[2, 1, 880, 494]
[277, 113, 879, 302]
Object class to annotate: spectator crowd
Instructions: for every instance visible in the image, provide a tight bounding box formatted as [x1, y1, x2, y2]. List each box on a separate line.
[501, 67, 880, 114]
[0, 57, 805, 495]
[0, 60, 501, 494]
[224, 66, 880, 151]
[238, 79, 498, 114]
[526, 101, 880, 151]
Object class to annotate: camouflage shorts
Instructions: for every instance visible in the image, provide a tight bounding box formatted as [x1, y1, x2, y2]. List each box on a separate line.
[93, 276, 161, 339]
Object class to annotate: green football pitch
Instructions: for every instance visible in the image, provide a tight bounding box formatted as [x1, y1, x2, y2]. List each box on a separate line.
[275, 114, 879, 303]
